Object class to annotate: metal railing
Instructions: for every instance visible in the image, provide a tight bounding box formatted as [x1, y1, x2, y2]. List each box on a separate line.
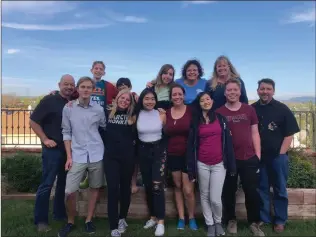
[1, 109, 316, 151]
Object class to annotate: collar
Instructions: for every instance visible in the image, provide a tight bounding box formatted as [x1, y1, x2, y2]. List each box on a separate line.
[255, 98, 276, 107]
[75, 99, 94, 108]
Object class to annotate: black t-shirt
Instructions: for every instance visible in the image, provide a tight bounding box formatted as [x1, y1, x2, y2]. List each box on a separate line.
[104, 110, 136, 159]
[252, 99, 300, 162]
[30, 94, 68, 147]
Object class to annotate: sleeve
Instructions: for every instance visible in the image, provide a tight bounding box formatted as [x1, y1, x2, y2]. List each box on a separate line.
[99, 108, 107, 128]
[282, 106, 300, 137]
[222, 116, 237, 174]
[250, 106, 259, 125]
[239, 78, 249, 104]
[61, 106, 72, 141]
[30, 96, 51, 124]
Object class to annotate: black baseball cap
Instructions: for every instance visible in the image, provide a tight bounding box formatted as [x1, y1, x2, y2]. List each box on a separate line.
[116, 77, 132, 88]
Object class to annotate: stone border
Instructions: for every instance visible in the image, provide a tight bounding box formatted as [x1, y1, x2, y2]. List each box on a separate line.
[2, 188, 315, 220]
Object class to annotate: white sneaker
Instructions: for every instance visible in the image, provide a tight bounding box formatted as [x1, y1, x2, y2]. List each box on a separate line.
[143, 219, 157, 229]
[155, 224, 165, 236]
[118, 219, 128, 233]
[111, 229, 121, 237]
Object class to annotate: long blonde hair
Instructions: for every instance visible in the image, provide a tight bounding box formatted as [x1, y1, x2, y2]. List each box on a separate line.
[209, 55, 240, 90]
[107, 89, 135, 125]
[154, 64, 175, 92]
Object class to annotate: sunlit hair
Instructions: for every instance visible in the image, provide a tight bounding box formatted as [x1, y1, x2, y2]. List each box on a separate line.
[76, 76, 95, 89]
[209, 55, 240, 90]
[108, 89, 135, 125]
[91, 60, 105, 70]
[225, 78, 241, 90]
[154, 64, 175, 92]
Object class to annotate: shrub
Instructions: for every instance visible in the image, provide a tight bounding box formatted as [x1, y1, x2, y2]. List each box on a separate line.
[1, 152, 42, 192]
[288, 149, 316, 188]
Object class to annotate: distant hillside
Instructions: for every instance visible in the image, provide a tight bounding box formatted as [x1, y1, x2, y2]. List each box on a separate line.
[284, 96, 315, 103]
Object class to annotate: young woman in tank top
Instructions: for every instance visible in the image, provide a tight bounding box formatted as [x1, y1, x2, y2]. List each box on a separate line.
[135, 88, 167, 237]
[103, 89, 137, 237]
[187, 92, 236, 237]
[164, 84, 198, 231]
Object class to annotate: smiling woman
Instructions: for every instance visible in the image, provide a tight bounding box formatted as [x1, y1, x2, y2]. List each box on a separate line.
[175, 59, 207, 105]
[205, 55, 249, 110]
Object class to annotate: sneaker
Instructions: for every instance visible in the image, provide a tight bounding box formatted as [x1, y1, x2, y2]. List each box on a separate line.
[79, 177, 89, 189]
[207, 225, 216, 237]
[177, 219, 185, 230]
[155, 223, 165, 236]
[58, 223, 74, 237]
[227, 220, 237, 234]
[189, 218, 198, 230]
[118, 219, 128, 233]
[111, 229, 121, 237]
[85, 221, 96, 234]
[143, 219, 157, 229]
[250, 223, 265, 236]
[215, 223, 225, 236]
[273, 224, 285, 233]
[37, 223, 51, 232]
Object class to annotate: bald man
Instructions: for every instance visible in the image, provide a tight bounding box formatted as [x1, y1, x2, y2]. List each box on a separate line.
[30, 74, 75, 232]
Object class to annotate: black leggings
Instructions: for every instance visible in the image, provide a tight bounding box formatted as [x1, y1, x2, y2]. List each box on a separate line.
[104, 155, 135, 230]
[138, 140, 167, 220]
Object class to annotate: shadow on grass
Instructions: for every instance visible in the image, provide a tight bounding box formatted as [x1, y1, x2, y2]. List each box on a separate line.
[1, 200, 315, 236]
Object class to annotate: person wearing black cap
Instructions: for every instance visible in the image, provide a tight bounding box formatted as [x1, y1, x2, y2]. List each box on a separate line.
[116, 77, 140, 194]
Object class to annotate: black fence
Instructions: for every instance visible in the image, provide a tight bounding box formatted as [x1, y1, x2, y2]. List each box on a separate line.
[1, 109, 315, 151]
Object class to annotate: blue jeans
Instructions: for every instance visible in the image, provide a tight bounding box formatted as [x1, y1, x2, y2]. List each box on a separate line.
[259, 154, 289, 225]
[34, 146, 67, 225]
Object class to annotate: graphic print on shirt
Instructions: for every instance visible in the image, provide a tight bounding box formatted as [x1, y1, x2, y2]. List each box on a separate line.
[107, 113, 128, 125]
[225, 113, 248, 123]
[90, 81, 105, 106]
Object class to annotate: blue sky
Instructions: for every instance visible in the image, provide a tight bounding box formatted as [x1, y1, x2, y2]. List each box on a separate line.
[2, 1, 315, 99]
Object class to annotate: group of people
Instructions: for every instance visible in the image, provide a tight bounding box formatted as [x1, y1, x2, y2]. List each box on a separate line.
[30, 56, 300, 237]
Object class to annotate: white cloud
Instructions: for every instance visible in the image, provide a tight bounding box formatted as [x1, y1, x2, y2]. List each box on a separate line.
[104, 10, 148, 23]
[2, 22, 111, 31]
[1, 1, 76, 15]
[6, 49, 20, 54]
[182, 1, 216, 7]
[284, 7, 316, 26]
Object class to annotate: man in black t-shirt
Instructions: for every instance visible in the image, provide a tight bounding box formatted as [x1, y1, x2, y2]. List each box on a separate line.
[30, 74, 75, 232]
[252, 78, 300, 233]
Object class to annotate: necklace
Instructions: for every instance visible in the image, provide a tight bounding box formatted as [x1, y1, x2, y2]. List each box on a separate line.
[174, 120, 177, 125]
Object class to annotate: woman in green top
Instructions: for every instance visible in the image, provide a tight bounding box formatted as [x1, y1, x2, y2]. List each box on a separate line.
[148, 64, 176, 110]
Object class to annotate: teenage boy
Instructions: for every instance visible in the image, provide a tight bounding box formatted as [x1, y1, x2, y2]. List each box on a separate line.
[79, 61, 118, 188]
[217, 78, 264, 236]
[252, 78, 300, 233]
[30, 75, 75, 232]
[58, 77, 106, 237]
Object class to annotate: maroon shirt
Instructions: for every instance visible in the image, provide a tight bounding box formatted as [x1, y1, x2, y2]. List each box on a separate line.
[216, 104, 258, 161]
[165, 106, 192, 156]
[198, 118, 223, 165]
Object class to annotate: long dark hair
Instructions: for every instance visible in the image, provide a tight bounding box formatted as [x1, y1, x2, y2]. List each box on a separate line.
[134, 88, 158, 117]
[192, 92, 216, 124]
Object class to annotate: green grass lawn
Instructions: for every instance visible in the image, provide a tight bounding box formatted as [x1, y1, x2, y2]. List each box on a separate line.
[1, 200, 315, 236]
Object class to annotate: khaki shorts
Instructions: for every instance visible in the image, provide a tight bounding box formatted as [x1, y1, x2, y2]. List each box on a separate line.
[65, 160, 104, 194]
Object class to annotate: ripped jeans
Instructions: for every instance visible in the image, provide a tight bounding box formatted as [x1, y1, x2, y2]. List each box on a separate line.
[138, 140, 167, 220]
